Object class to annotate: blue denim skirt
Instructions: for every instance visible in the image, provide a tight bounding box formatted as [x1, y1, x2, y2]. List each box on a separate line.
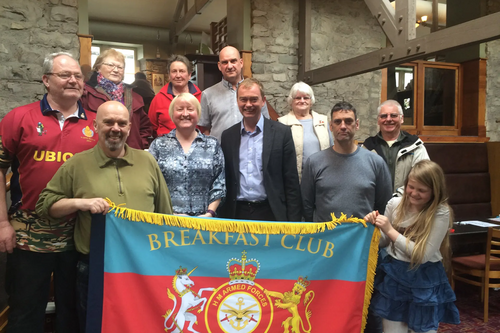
[371, 255, 460, 332]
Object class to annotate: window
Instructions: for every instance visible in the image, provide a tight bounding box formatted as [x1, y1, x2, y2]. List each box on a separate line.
[385, 60, 460, 136]
[113, 48, 135, 84]
[91, 46, 100, 70]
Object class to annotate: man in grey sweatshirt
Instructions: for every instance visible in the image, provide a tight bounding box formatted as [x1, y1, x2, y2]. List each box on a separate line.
[301, 101, 392, 222]
[301, 101, 392, 333]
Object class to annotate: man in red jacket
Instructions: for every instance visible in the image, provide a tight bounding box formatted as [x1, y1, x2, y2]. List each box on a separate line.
[0, 52, 98, 332]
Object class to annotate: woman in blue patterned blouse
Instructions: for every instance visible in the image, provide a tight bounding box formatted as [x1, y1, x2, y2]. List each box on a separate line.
[149, 93, 226, 217]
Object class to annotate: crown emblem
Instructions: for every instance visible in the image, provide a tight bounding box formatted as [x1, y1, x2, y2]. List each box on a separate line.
[227, 251, 260, 285]
[175, 266, 188, 276]
[295, 276, 310, 289]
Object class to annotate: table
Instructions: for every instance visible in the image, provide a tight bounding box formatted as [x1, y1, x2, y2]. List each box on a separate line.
[450, 223, 490, 256]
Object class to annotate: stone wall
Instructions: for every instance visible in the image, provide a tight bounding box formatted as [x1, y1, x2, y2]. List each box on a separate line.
[251, 0, 384, 139]
[0, 0, 79, 118]
[486, 0, 500, 141]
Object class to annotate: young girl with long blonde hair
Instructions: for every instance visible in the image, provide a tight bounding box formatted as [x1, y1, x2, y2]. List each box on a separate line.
[364, 160, 460, 333]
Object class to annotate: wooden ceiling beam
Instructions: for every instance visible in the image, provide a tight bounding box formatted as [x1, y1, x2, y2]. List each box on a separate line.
[364, 0, 400, 46]
[298, 11, 500, 85]
[395, 0, 416, 42]
[176, 0, 213, 38]
[169, 0, 213, 45]
[169, 0, 187, 44]
[298, 0, 311, 78]
[364, 0, 416, 46]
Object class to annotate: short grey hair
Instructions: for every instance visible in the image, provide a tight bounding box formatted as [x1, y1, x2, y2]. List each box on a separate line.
[42, 52, 76, 74]
[377, 99, 403, 115]
[286, 81, 315, 106]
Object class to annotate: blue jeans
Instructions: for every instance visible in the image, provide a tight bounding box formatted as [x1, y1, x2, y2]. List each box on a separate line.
[6, 249, 79, 333]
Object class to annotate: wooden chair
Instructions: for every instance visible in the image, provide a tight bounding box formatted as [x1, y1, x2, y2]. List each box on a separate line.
[452, 227, 500, 322]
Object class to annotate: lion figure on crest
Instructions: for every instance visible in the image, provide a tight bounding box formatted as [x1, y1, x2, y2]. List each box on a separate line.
[264, 276, 314, 333]
[163, 266, 214, 333]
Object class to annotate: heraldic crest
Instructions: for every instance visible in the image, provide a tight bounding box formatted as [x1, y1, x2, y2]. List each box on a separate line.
[265, 276, 314, 333]
[164, 266, 215, 333]
[163, 250, 315, 333]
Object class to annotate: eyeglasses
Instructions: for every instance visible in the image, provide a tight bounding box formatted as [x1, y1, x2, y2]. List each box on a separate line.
[102, 62, 124, 71]
[379, 113, 401, 120]
[46, 72, 84, 81]
[294, 96, 311, 101]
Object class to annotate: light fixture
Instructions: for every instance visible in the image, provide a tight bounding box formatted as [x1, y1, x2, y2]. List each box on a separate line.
[421, 15, 428, 22]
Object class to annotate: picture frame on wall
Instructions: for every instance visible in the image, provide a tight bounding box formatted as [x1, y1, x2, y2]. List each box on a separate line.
[152, 73, 165, 94]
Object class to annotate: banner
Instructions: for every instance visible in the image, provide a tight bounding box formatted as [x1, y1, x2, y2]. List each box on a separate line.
[87, 203, 380, 333]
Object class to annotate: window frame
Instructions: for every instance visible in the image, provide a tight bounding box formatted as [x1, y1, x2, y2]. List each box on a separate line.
[382, 60, 461, 137]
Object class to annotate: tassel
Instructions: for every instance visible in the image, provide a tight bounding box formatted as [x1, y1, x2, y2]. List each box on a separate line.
[361, 226, 381, 332]
[104, 199, 369, 235]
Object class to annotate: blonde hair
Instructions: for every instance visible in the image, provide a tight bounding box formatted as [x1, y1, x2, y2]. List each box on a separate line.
[168, 93, 201, 120]
[93, 49, 125, 71]
[392, 160, 453, 270]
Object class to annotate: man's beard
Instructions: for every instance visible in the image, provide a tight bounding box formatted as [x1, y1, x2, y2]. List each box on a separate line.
[105, 133, 125, 151]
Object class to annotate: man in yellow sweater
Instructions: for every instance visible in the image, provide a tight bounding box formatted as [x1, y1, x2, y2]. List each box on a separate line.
[37, 100, 172, 332]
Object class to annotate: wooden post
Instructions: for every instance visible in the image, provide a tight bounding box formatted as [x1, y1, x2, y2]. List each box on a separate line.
[487, 142, 500, 217]
[241, 50, 253, 79]
[298, 0, 311, 82]
[78, 34, 93, 81]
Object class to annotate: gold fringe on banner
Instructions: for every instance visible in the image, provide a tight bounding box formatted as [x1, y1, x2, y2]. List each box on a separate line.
[104, 199, 381, 331]
[104, 199, 368, 235]
[361, 226, 381, 332]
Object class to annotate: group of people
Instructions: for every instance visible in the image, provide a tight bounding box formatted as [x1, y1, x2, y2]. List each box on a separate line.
[0, 45, 459, 333]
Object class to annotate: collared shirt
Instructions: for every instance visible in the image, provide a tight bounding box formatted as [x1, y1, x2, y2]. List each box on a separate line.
[36, 144, 173, 254]
[148, 129, 226, 215]
[0, 94, 96, 252]
[237, 115, 266, 201]
[199, 78, 270, 142]
[54, 107, 80, 130]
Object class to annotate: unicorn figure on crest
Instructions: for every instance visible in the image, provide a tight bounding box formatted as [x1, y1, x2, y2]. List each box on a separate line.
[164, 266, 214, 333]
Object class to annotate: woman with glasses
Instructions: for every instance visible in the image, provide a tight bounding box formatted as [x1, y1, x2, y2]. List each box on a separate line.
[80, 48, 152, 149]
[148, 54, 202, 137]
[278, 82, 333, 181]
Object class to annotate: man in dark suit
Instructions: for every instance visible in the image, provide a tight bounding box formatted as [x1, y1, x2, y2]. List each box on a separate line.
[220, 78, 301, 221]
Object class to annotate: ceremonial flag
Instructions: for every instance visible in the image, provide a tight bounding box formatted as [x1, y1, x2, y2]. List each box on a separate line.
[87, 203, 380, 333]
